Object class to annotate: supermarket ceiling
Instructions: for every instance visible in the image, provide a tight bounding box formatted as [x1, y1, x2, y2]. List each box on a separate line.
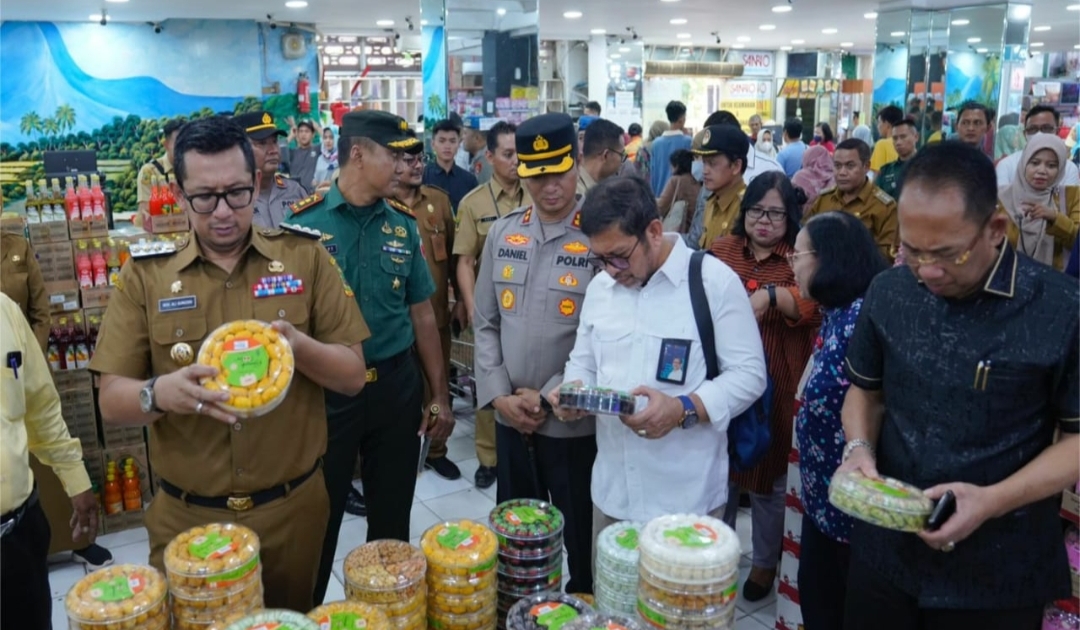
[1, 0, 1077, 51]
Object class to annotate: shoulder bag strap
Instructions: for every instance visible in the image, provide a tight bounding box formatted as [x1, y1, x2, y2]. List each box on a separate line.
[689, 250, 720, 380]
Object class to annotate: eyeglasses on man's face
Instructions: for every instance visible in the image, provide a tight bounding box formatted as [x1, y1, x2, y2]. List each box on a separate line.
[1024, 124, 1057, 136]
[587, 239, 640, 271]
[182, 187, 255, 214]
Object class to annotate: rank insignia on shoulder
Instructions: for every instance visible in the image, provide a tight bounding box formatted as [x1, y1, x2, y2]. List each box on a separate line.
[571, 210, 581, 229]
[875, 189, 896, 205]
[279, 223, 323, 240]
[521, 206, 533, 225]
[274, 174, 286, 188]
[129, 239, 178, 259]
[386, 198, 417, 218]
[289, 193, 323, 215]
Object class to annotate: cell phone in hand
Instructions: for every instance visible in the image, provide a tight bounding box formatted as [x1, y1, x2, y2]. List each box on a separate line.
[926, 490, 957, 531]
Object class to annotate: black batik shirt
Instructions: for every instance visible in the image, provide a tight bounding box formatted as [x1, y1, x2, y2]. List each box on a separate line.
[844, 243, 1079, 609]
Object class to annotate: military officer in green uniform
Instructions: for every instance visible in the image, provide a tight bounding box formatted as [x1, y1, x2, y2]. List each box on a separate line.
[875, 119, 919, 201]
[286, 110, 456, 606]
[236, 111, 307, 229]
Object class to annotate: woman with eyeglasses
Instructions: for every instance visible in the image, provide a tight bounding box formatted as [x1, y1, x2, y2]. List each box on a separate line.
[709, 171, 821, 602]
[785, 211, 888, 629]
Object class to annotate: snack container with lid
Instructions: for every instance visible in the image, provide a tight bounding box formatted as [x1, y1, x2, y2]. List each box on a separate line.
[828, 470, 934, 532]
[497, 565, 563, 594]
[595, 522, 642, 573]
[422, 520, 498, 581]
[635, 597, 735, 630]
[557, 386, 635, 416]
[65, 564, 169, 630]
[224, 609, 320, 630]
[593, 579, 638, 616]
[637, 568, 738, 611]
[426, 604, 498, 630]
[562, 612, 647, 630]
[506, 593, 594, 630]
[636, 514, 740, 585]
[204, 610, 255, 630]
[343, 540, 427, 626]
[497, 549, 563, 577]
[489, 499, 565, 559]
[308, 600, 392, 630]
[164, 523, 262, 590]
[197, 320, 295, 419]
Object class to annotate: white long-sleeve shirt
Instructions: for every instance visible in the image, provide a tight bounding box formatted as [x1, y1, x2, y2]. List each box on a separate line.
[563, 236, 767, 521]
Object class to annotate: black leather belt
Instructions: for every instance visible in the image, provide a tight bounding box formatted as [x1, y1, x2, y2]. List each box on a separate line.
[366, 348, 412, 383]
[0, 487, 39, 537]
[159, 461, 320, 512]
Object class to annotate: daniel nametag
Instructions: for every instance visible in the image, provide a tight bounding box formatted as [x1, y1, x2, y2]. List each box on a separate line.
[159, 296, 198, 313]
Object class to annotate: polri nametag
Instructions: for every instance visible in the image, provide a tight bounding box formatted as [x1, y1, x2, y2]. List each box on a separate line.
[159, 296, 198, 313]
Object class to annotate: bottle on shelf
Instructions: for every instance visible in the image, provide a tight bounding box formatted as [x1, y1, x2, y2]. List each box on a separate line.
[64, 176, 80, 222]
[89, 174, 106, 221]
[106, 239, 122, 286]
[51, 178, 65, 222]
[162, 179, 177, 215]
[59, 318, 76, 371]
[46, 325, 62, 372]
[91, 240, 108, 288]
[35, 179, 55, 223]
[76, 241, 93, 289]
[149, 177, 164, 217]
[23, 179, 40, 224]
[76, 175, 92, 222]
[72, 316, 90, 370]
[103, 470, 123, 515]
[86, 314, 100, 360]
[122, 466, 142, 512]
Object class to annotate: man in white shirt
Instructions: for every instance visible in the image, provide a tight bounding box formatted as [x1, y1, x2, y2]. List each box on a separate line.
[549, 176, 767, 531]
[996, 105, 1080, 187]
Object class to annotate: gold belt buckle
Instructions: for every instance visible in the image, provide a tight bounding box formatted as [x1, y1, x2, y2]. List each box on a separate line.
[227, 495, 254, 512]
[366, 368, 378, 383]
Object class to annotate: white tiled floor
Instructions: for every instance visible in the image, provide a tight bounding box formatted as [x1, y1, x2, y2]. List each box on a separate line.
[46, 409, 780, 629]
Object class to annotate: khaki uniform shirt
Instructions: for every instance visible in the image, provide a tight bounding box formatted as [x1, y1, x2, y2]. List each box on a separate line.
[577, 169, 598, 197]
[804, 178, 898, 263]
[453, 179, 530, 265]
[137, 154, 173, 203]
[254, 174, 308, 230]
[88, 229, 370, 496]
[0, 233, 50, 350]
[474, 201, 597, 439]
[699, 181, 748, 249]
[408, 186, 456, 329]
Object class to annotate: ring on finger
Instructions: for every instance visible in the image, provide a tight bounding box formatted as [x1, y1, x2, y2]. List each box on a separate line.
[637, 429, 647, 438]
[941, 541, 956, 553]
[195, 401, 205, 415]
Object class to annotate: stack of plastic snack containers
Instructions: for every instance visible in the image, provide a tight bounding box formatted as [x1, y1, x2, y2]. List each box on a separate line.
[563, 612, 647, 630]
[421, 520, 499, 630]
[506, 593, 594, 630]
[163, 523, 264, 629]
[636, 514, 740, 630]
[593, 521, 644, 616]
[344, 540, 428, 629]
[308, 601, 392, 630]
[490, 499, 566, 629]
[65, 564, 170, 630]
[828, 470, 934, 532]
[223, 610, 319, 630]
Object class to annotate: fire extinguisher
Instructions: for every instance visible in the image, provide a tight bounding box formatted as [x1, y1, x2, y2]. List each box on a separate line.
[297, 71, 311, 114]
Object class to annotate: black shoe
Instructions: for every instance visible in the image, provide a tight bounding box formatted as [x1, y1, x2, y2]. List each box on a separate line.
[344, 488, 367, 517]
[742, 568, 776, 602]
[72, 544, 114, 570]
[425, 456, 462, 480]
[739, 492, 752, 508]
[474, 465, 497, 489]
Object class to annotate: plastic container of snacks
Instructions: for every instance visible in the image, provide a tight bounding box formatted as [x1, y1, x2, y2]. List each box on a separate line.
[427, 605, 498, 630]
[557, 385, 635, 416]
[593, 581, 637, 616]
[596, 522, 642, 574]
[506, 593, 594, 630]
[498, 550, 563, 577]
[637, 514, 740, 586]
[343, 540, 427, 621]
[828, 470, 934, 532]
[164, 522, 265, 626]
[224, 609, 320, 630]
[65, 564, 169, 630]
[562, 612, 647, 630]
[422, 520, 498, 581]
[635, 596, 736, 630]
[203, 611, 256, 630]
[490, 499, 565, 558]
[637, 567, 739, 610]
[307, 600, 391, 630]
[197, 320, 294, 418]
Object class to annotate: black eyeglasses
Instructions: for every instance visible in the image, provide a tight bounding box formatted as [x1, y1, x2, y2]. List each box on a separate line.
[1024, 124, 1057, 136]
[181, 187, 255, 214]
[403, 154, 426, 167]
[608, 148, 628, 163]
[587, 239, 640, 270]
[746, 206, 787, 224]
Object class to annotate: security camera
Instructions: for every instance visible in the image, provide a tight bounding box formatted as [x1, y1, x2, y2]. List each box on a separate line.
[394, 32, 401, 42]
[99, 9, 108, 25]
[405, 16, 415, 31]
[711, 31, 721, 44]
[147, 21, 163, 33]
[267, 14, 278, 29]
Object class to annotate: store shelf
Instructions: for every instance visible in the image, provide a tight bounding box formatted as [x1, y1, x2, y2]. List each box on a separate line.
[324, 75, 423, 124]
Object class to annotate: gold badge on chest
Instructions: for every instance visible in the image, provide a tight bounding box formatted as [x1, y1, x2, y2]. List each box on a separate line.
[268, 260, 285, 273]
[171, 280, 183, 294]
[394, 225, 408, 238]
[170, 342, 194, 366]
[382, 221, 393, 234]
[392, 277, 401, 291]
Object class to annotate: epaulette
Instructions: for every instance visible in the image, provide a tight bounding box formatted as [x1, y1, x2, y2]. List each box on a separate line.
[289, 192, 323, 215]
[875, 188, 896, 205]
[819, 185, 837, 195]
[128, 239, 178, 260]
[386, 198, 417, 219]
[274, 174, 286, 188]
[520, 205, 534, 225]
[425, 183, 450, 199]
[259, 228, 284, 237]
[278, 222, 322, 240]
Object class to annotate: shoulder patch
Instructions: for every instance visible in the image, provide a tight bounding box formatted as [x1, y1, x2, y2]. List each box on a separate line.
[259, 228, 285, 238]
[289, 192, 324, 215]
[129, 240, 178, 260]
[520, 205, 533, 225]
[386, 198, 417, 219]
[875, 189, 896, 205]
[274, 174, 286, 188]
[279, 222, 323, 240]
[820, 185, 837, 195]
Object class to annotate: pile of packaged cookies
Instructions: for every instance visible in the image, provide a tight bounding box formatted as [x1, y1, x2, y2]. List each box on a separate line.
[593, 521, 644, 616]
[489, 499, 567, 629]
[164, 523, 264, 629]
[343, 540, 428, 629]
[421, 519, 499, 630]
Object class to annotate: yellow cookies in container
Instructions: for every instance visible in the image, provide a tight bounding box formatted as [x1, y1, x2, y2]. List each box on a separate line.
[197, 320, 295, 418]
[421, 520, 498, 581]
[308, 601, 392, 630]
[65, 564, 169, 630]
[164, 523, 262, 591]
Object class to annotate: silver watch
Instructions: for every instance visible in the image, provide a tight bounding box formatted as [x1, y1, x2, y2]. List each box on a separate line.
[139, 377, 161, 414]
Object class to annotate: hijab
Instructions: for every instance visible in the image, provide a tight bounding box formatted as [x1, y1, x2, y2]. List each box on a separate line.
[994, 124, 1024, 162]
[792, 146, 835, 211]
[999, 133, 1069, 266]
[645, 120, 670, 149]
[852, 125, 873, 145]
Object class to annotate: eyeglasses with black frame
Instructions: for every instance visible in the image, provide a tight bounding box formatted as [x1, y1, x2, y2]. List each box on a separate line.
[746, 205, 787, 224]
[587, 239, 640, 271]
[403, 153, 426, 167]
[1024, 124, 1057, 136]
[181, 187, 255, 214]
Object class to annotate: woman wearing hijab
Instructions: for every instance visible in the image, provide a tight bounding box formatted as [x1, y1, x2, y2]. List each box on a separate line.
[994, 121, 1025, 163]
[757, 129, 779, 159]
[634, 120, 671, 180]
[998, 133, 1079, 270]
[792, 146, 835, 214]
[850, 124, 873, 146]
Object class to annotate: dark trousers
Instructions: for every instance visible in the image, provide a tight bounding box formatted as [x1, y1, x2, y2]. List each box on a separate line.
[798, 518, 851, 630]
[844, 557, 1044, 630]
[496, 421, 597, 594]
[314, 353, 424, 605]
[1, 497, 52, 630]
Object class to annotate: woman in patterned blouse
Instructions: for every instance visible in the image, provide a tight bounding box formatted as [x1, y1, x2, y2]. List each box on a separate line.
[787, 211, 889, 630]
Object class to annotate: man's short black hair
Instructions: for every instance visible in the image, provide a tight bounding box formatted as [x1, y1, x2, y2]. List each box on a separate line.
[628, 123, 643, 137]
[173, 117, 256, 188]
[582, 119, 625, 158]
[432, 118, 462, 136]
[731, 171, 801, 248]
[296, 120, 316, 132]
[704, 110, 740, 128]
[485, 121, 517, 153]
[803, 211, 888, 309]
[1025, 104, 1061, 125]
[670, 149, 693, 175]
[958, 101, 991, 125]
[783, 118, 804, 140]
[877, 105, 905, 126]
[580, 176, 659, 239]
[665, 101, 688, 124]
[163, 118, 186, 137]
[835, 138, 871, 164]
[893, 119, 918, 134]
[901, 140, 997, 224]
[585, 101, 602, 114]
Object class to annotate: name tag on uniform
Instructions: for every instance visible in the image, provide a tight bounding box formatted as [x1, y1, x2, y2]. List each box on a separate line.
[480, 216, 498, 223]
[159, 296, 198, 313]
[324, 244, 338, 255]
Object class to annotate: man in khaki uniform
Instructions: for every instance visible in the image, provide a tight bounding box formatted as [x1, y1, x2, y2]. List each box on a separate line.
[90, 117, 370, 611]
[136, 118, 184, 227]
[577, 118, 626, 196]
[397, 134, 466, 480]
[694, 125, 750, 249]
[236, 111, 308, 229]
[804, 138, 898, 263]
[454, 121, 529, 489]
[1, 232, 50, 349]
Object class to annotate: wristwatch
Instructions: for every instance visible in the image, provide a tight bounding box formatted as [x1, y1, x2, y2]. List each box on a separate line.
[765, 284, 777, 308]
[677, 395, 699, 429]
[139, 377, 162, 414]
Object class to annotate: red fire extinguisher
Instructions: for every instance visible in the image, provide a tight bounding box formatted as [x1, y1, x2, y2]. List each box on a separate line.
[297, 71, 311, 114]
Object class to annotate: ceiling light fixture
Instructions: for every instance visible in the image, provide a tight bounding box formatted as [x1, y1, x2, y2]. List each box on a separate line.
[791, 39, 805, 44]
[822, 27, 838, 34]
[619, 46, 630, 52]
[951, 19, 969, 25]
[771, 5, 792, 12]
[496, 7, 506, 15]
[1069, 4, 1080, 10]
[890, 31, 906, 36]
[731, 43, 746, 49]
[610, 53, 622, 58]
[975, 47, 988, 53]
[1032, 25, 1050, 31]
[563, 10, 582, 18]
[864, 12, 878, 19]
[660, 0, 680, 3]
[590, 28, 606, 34]
[105, 0, 129, 3]
[89, 13, 109, 21]
[376, 19, 394, 26]
[1030, 42, 1044, 47]
[760, 24, 776, 30]
[736, 35, 751, 41]
[285, 0, 308, 7]
[676, 33, 692, 39]
[670, 18, 687, 24]
[840, 42, 853, 47]
[780, 45, 793, 50]
[967, 37, 981, 43]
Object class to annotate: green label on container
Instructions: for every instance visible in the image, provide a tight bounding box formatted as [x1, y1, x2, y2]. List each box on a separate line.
[327, 612, 367, 629]
[863, 478, 912, 499]
[535, 603, 579, 629]
[637, 599, 667, 628]
[89, 576, 137, 602]
[662, 524, 716, 548]
[206, 554, 260, 587]
[428, 618, 445, 630]
[615, 528, 639, 550]
[223, 341, 269, 387]
[436, 524, 473, 550]
[507, 505, 548, 525]
[188, 531, 234, 560]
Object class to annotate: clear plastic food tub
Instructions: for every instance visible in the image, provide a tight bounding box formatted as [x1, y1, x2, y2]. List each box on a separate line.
[224, 609, 320, 630]
[65, 564, 169, 630]
[170, 570, 263, 624]
[557, 386, 635, 416]
[197, 320, 294, 418]
[490, 499, 565, 559]
[637, 568, 738, 612]
[596, 522, 643, 572]
[497, 549, 563, 578]
[635, 596, 736, 630]
[308, 600, 392, 630]
[422, 520, 498, 581]
[497, 564, 563, 594]
[828, 470, 934, 532]
[506, 593, 593, 630]
[562, 613, 647, 630]
[426, 604, 498, 630]
[637, 515, 740, 586]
